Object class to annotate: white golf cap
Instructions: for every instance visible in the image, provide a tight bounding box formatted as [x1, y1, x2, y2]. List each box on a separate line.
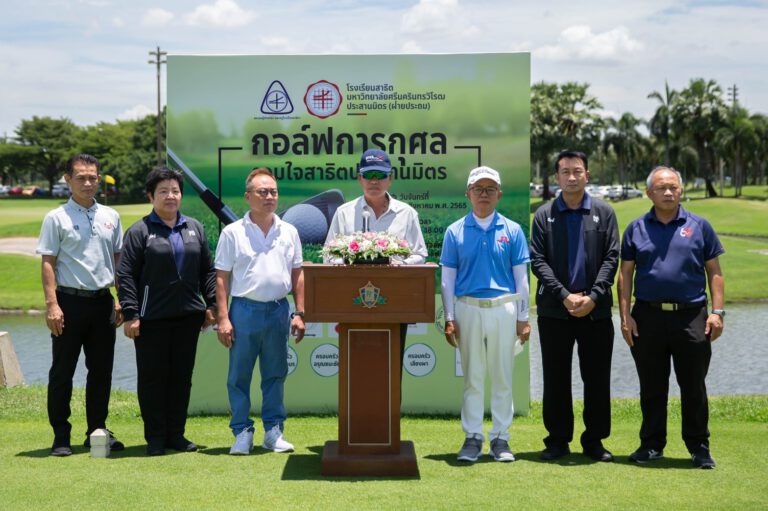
[467, 166, 501, 187]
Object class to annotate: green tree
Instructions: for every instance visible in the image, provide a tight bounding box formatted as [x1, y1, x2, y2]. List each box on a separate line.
[15, 116, 82, 193]
[531, 82, 603, 199]
[715, 107, 759, 197]
[671, 78, 726, 196]
[750, 113, 768, 186]
[602, 113, 646, 193]
[0, 143, 44, 185]
[647, 81, 677, 166]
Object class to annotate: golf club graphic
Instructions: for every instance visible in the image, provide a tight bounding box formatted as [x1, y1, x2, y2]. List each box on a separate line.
[279, 189, 345, 245]
[167, 148, 239, 225]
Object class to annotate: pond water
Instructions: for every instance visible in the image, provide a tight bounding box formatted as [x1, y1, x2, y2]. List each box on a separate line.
[2, 304, 767, 399]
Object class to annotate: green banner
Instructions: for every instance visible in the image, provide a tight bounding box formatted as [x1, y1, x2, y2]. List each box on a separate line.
[166, 53, 531, 415]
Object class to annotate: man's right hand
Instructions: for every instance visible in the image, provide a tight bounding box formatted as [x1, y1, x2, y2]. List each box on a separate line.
[46, 303, 65, 336]
[621, 316, 639, 347]
[444, 320, 459, 348]
[217, 317, 234, 348]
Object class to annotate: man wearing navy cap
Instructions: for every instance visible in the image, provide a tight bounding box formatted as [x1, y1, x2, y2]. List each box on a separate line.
[325, 149, 428, 378]
[618, 166, 725, 469]
[440, 165, 530, 462]
[530, 149, 619, 462]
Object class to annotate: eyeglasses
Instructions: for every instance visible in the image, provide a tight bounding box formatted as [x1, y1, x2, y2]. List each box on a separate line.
[361, 171, 390, 181]
[249, 188, 279, 198]
[469, 186, 499, 196]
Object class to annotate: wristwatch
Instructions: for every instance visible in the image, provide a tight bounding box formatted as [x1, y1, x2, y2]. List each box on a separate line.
[290, 311, 305, 319]
[711, 309, 726, 319]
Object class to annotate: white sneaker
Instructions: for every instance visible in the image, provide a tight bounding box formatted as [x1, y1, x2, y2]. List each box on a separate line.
[262, 425, 294, 453]
[229, 428, 254, 455]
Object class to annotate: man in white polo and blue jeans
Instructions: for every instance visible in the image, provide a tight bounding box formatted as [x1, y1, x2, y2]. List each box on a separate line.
[215, 167, 306, 455]
[440, 166, 531, 462]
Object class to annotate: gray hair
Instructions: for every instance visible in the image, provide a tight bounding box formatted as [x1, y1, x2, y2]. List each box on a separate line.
[646, 166, 684, 190]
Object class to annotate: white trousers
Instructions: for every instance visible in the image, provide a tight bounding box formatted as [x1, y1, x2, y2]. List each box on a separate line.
[455, 298, 518, 441]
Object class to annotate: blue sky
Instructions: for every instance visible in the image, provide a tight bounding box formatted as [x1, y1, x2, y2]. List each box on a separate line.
[1, 0, 766, 136]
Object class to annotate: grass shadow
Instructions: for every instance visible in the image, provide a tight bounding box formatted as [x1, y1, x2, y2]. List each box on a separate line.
[422, 453, 497, 467]
[198, 446, 271, 457]
[281, 445, 421, 481]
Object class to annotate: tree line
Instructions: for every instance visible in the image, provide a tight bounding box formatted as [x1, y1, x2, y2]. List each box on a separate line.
[532, 78, 767, 199]
[1, 77, 766, 201]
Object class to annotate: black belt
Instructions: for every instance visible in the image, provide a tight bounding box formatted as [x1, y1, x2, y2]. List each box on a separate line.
[637, 300, 706, 311]
[56, 286, 111, 298]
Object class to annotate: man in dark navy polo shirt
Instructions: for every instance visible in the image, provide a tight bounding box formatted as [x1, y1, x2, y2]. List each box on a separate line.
[618, 166, 725, 469]
[530, 150, 619, 462]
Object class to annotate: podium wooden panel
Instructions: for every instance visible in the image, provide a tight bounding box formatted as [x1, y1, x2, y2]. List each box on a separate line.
[303, 263, 435, 476]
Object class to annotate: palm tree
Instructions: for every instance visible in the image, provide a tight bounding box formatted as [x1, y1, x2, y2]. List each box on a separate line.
[648, 81, 677, 166]
[750, 113, 768, 186]
[715, 107, 759, 197]
[671, 78, 726, 197]
[603, 113, 645, 195]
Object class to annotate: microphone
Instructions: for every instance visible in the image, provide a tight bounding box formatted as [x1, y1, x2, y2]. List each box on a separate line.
[361, 210, 371, 232]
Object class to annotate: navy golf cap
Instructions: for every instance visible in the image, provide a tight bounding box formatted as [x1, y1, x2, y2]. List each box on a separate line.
[359, 149, 392, 174]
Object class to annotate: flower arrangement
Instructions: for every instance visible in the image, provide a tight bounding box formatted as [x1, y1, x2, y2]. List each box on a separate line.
[322, 231, 412, 264]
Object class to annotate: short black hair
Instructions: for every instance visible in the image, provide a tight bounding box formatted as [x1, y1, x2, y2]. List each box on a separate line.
[554, 150, 588, 173]
[66, 153, 101, 175]
[145, 166, 184, 196]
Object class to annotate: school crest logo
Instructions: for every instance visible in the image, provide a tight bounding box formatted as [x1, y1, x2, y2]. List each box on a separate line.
[354, 281, 387, 308]
[304, 80, 342, 119]
[680, 227, 693, 238]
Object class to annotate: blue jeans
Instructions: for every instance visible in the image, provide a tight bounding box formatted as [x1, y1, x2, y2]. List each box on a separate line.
[227, 296, 289, 436]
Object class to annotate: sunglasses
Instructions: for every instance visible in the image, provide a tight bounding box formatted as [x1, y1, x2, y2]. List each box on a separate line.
[361, 171, 390, 181]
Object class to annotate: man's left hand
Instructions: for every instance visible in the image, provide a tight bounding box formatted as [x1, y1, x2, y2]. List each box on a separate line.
[568, 295, 595, 318]
[705, 313, 724, 342]
[516, 321, 531, 343]
[202, 308, 217, 329]
[114, 303, 124, 328]
[291, 316, 306, 343]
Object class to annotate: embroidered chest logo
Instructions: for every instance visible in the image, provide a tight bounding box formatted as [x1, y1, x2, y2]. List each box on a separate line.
[547, 217, 555, 223]
[593, 215, 599, 224]
[680, 227, 693, 238]
[498, 235, 510, 244]
[103, 222, 114, 230]
[148, 234, 157, 240]
[188, 230, 196, 237]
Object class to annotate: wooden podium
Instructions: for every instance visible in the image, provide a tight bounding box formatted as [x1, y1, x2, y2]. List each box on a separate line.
[303, 263, 436, 476]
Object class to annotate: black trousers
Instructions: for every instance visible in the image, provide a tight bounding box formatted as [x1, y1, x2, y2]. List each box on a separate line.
[630, 302, 711, 452]
[538, 315, 614, 450]
[48, 291, 116, 444]
[134, 312, 205, 446]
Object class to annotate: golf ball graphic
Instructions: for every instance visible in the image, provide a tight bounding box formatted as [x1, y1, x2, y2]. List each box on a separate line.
[281, 203, 328, 244]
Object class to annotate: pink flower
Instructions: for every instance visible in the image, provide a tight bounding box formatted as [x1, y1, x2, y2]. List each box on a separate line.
[348, 241, 360, 252]
[398, 239, 410, 247]
[363, 232, 376, 240]
[376, 239, 388, 249]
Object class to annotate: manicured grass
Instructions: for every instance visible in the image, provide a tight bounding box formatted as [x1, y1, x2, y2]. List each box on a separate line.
[0, 254, 44, 310]
[0, 387, 766, 510]
[0, 198, 149, 237]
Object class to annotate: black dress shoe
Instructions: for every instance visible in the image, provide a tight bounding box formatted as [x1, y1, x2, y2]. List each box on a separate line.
[167, 437, 198, 452]
[540, 445, 570, 460]
[84, 429, 125, 451]
[50, 444, 73, 457]
[146, 443, 166, 456]
[583, 446, 614, 462]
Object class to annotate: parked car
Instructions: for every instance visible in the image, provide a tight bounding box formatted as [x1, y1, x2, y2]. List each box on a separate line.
[21, 186, 48, 197]
[585, 185, 604, 198]
[530, 183, 544, 198]
[52, 184, 71, 198]
[8, 186, 24, 195]
[0, 185, 9, 196]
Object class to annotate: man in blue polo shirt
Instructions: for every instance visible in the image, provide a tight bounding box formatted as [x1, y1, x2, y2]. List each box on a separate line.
[618, 166, 725, 469]
[530, 149, 619, 462]
[440, 166, 530, 463]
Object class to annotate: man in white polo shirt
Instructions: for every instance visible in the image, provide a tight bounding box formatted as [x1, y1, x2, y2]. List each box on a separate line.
[215, 167, 306, 455]
[440, 166, 531, 463]
[36, 153, 125, 457]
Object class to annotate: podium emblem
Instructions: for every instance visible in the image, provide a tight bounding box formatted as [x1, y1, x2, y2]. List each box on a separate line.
[354, 281, 387, 308]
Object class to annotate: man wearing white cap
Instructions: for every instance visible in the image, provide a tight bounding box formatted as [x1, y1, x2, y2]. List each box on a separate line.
[439, 166, 531, 462]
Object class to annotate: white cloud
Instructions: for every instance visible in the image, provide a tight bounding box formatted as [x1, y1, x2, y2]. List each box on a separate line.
[400, 40, 425, 54]
[142, 8, 174, 27]
[401, 0, 478, 38]
[185, 0, 256, 28]
[112, 17, 124, 28]
[535, 25, 643, 63]
[117, 104, 154, 121]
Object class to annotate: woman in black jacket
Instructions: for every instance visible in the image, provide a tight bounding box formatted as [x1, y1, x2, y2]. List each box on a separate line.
[117, 167, 216, 456]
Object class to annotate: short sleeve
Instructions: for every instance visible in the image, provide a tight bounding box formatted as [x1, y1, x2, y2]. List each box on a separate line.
[620, 223, 637, 261]
[510, 223, 530, 266]
[214, 228, 235, 271]
[701, 219, 725, 261]
[36, 213, 60, 256]
[439, 227, 458, 268]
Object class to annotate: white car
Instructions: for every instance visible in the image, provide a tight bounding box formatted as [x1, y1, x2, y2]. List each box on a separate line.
[52, 184, 71, 198]
[0, 184, 9, 196]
